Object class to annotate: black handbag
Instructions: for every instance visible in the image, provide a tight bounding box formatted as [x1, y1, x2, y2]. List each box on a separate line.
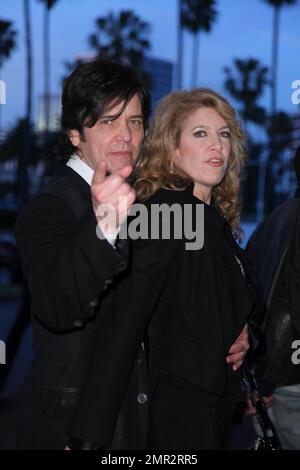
[242, 362, 282, 450]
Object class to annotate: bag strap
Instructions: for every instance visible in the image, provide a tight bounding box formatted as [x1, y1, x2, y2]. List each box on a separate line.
[242, 361, 282, 449]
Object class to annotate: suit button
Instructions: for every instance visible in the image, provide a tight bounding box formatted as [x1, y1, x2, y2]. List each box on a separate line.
[137, 393, 148, 405]
[103, 279, 113, 287]
[137, 356, 144, 366]
[88, 299, 98, 308]
[73, 320, 83, 328]
[117, 260, 127, 272]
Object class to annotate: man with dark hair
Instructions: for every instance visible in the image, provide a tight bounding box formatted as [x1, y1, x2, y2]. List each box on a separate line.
[15, 58, 151, 450]
[15, 58, 248, 450]
[247, 145, 300, 449]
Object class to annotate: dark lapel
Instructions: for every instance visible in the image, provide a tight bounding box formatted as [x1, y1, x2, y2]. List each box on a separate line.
[184, 185, 252, 296]
[54, 162, 91, 202]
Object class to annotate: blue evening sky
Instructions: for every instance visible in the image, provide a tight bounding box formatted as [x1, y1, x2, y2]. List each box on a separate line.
[1, 0, 300, 131]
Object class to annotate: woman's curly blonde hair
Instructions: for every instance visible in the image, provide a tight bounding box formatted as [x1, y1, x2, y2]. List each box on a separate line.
[133, 88, 246, 238]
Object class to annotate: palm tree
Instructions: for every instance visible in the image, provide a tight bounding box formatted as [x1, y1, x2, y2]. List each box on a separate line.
[267, 111, 293, 158]
[0, 19, 17, 70]
[17, 0, 33, 205]
[224, 58, 270, 220]
[176, 0, 184, 89]
[224, 58, 270, 132]
[61, 57, 85, 84]
[0, 118, 40, 166]
[24, 1, 33, 127]
[181, 0, 217, 88]
[89, 10, 150, 67]
[38, 0, 59, 133]
[262, 0, 298, 115]
[0, 19, 17, 139]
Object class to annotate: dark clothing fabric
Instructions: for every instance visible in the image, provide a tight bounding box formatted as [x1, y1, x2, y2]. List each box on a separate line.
[14, 164, 149, 450]
[69, 187, 254, 448]
[147, 367, 240, 450]
[246, 189, 300, 391]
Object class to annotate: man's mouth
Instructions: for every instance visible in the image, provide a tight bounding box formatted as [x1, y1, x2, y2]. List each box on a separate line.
[109, 150, 132, 158]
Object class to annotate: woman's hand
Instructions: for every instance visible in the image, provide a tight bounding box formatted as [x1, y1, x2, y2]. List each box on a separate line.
[226, 324, 249, 371]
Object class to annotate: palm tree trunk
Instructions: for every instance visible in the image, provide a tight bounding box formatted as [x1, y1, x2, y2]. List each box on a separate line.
[268, 5, 280, 211]
[0, 66, 2, 141]
[0, 63, 4, 140]
[25, 0, 32, 124]
[176, 0, 183, 89]
[191, 32, 200, 88]
[44, 5, 50, 132]
[42, 4, 50, 175]
[271, 6, 280, 116]
[18, 0, 32, 205]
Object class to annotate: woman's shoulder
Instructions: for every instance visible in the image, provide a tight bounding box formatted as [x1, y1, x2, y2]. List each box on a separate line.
[145, 187, 194, 207]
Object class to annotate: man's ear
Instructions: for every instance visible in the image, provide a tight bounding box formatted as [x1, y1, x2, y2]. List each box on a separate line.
[68, 129, 80, 147]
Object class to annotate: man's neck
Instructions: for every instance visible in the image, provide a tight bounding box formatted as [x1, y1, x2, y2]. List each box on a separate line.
[66, 154, 94, 186]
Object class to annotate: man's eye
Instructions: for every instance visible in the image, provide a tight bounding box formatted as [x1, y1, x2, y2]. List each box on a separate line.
[130, 119, 143, 127]
[100, 119, 113, 126]
[194, 130, 206, 137]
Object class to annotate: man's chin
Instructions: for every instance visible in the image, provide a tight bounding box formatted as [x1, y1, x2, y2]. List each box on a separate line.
[107, 158, 134, 174]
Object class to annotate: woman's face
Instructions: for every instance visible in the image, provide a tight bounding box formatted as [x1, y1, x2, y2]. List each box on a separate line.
[176, 107, 231, 204]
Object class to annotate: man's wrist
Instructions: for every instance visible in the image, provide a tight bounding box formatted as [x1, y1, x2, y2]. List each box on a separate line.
[97, 223, 120, 246]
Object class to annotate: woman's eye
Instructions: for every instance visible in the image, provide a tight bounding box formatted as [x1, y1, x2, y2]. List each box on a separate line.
[194, 130, 206, 137]
[220, 131, 231, 138]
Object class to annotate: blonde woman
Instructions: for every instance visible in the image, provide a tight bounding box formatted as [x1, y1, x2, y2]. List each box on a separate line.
[70, 89, 253, 450]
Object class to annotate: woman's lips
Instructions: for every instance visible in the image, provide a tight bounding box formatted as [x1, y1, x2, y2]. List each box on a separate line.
[206, 158, 224, 167]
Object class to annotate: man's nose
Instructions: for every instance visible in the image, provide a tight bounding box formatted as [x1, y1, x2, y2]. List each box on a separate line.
[116, 121, 132, 142]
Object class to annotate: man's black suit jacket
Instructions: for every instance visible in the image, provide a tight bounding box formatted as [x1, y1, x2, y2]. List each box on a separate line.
[15, 164, 149, 450]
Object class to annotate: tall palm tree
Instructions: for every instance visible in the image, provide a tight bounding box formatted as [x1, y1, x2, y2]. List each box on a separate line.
[24, 0, 33, 127]
[62, 57, 85, 84]
[0, 19, 17, 70]
[224, 58, 270, 132]
[263, 0, 297, 115]
[176, 0, 183, 89]
[38, 0, 59, 133]
[17, 0, 33, 204]
[181, 0, 217, 88]
[0, 19, 17, 139]
[224, 58, 270, 220]
[89, 10, 150, 67]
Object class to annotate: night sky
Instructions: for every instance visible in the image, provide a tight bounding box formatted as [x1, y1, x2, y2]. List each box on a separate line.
[1, 0, 300, 130]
